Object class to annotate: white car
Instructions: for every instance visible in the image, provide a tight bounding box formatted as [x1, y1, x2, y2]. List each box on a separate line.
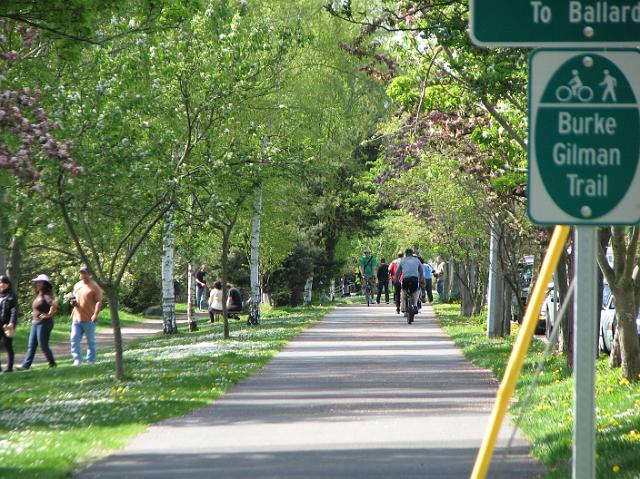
[600, 290, 640, 354]
[541, 283, 612, 341]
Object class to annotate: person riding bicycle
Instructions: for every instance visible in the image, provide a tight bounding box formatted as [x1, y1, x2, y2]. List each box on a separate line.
[568, 69, 583, 97]
[358, 248, 378, 299]
[397, 248, 424, 317]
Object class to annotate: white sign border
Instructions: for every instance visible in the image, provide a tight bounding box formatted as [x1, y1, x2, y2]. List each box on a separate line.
[528, 49, 640, 225]
[470, 1, 640, 48]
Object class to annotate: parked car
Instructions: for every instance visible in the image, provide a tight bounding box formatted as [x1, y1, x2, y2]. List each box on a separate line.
[540, 283, 612, 340]
[511, 256, 534, 324]
[539, 283, 557, 338]
[600, 291, 640, 354]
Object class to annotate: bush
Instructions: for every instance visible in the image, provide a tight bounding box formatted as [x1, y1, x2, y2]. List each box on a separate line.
[120, 274, 162, 313]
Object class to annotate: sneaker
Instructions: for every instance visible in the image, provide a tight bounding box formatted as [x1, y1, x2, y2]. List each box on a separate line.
[396, 309, 400, 314]
[72, 360, 82, 366]
[48, 362, 57, 368]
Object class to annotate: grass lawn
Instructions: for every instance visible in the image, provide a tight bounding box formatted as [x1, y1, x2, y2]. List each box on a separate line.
[9, 309, 148, 355]
[0, 305, 331, 479]
[434, 303, 640, 479]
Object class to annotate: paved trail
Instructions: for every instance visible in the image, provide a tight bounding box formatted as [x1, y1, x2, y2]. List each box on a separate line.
[77, 304, 544, 479]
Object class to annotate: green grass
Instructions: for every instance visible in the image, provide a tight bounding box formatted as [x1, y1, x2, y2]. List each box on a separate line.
[9, 309, 148, 355]
[434, 303, 640, 478]
[0, 305, 331, 479]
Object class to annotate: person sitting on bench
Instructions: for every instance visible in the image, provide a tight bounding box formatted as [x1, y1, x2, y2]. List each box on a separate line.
[208, 281, 223, 323]
[227, 284, 243, 319]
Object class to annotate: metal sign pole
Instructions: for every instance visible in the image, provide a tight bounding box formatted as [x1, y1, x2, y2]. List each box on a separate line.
[573, 226, 597, 479]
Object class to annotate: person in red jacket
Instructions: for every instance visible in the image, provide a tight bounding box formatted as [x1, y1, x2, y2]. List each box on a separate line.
[388, 251, 404, 314]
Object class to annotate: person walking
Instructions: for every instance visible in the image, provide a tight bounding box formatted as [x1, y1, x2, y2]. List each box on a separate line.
[69, 266, 103, 366]
[422, 261, 434, 304]
[195, 265, 208, 312]
[0, 275, 18, 373]
[21, 274, 57, 369]
[434, 255, 447, 302]
[376, 258, 390, 304]
[388, 251, 404, 314]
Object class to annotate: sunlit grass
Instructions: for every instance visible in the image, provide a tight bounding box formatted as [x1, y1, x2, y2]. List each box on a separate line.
[0, 305, 331, 479]
[434, 302, 640, 478]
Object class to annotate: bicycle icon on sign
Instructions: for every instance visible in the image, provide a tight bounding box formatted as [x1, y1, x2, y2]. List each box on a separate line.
[555, 84, 594, 102]
[555, 69, 594, 102]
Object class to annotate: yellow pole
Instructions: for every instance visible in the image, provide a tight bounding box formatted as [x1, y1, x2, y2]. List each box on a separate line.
[470, 225, 571, 479]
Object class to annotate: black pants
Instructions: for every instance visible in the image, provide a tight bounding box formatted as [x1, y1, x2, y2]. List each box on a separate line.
[393, 281, 402, 311]
[423, 279, 433, 303]
[1, 334, 14, 371]
[376, 280, 389, 303]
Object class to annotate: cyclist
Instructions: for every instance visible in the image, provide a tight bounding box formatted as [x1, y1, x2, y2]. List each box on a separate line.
[389, 251, 404, 314]
[397, 248, 424, 317]
[568, 69, 583, 97]
[358, 248, 378, 300]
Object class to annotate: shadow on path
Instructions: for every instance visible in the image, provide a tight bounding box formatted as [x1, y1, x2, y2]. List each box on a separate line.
[76, 304, 545, 479]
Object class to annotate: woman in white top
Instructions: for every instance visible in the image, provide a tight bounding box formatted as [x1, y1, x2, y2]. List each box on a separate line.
[208, 281, 223, 322]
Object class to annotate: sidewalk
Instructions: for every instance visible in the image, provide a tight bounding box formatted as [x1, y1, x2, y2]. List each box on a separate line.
[76, 304, 544, 478]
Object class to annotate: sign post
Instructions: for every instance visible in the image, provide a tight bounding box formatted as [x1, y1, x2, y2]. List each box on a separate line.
[529, 49, 640, 479]
[573, 227, 597, 479]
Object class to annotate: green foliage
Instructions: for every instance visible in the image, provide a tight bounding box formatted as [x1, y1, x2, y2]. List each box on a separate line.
[386, 75, 419, 108]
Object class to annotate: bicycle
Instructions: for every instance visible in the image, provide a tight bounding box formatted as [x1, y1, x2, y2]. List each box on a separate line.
[404, 290, 416, 324]
[555, 84, 593, 102]
[363, 277, 375, 307]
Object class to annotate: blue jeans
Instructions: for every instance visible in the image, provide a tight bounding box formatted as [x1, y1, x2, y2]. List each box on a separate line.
[436, 280, 445, 301]
[196, 286, 207, 310]
[71, 321, 97, 364]
[22, 320, 56, 368]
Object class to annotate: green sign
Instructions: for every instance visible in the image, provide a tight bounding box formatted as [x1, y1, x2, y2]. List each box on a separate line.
[528, 50, 640, 225]
[470, 1, 640, 47]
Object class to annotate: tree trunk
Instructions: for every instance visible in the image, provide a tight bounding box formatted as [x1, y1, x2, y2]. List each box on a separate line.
[161, 207, 177, 334]
[501, 279, 511, 336]
[449, 261, 459, 301]
[221, 229, 231, 339]
[187, 261, 198, 332]
[7, 232, 22, 290]
[106, 287, 125, 380]
[459, 263, 474, 317]
[249, 182, 263, 325]
[487, 217, 505, 337]
[557, 246, 574, 365]
[303, 274, 314, 306]
[612, 290, 640, 377]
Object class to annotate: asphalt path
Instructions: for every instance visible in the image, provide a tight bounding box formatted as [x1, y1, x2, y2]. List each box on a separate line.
[76, 304, 544, 479]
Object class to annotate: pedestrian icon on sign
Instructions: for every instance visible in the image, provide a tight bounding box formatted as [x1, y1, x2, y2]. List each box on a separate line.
[599, 70, 618, 102]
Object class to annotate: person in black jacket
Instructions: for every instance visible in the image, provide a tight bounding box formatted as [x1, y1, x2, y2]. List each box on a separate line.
[376, 258, 390, 304]
[0, 275, 18, 372]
